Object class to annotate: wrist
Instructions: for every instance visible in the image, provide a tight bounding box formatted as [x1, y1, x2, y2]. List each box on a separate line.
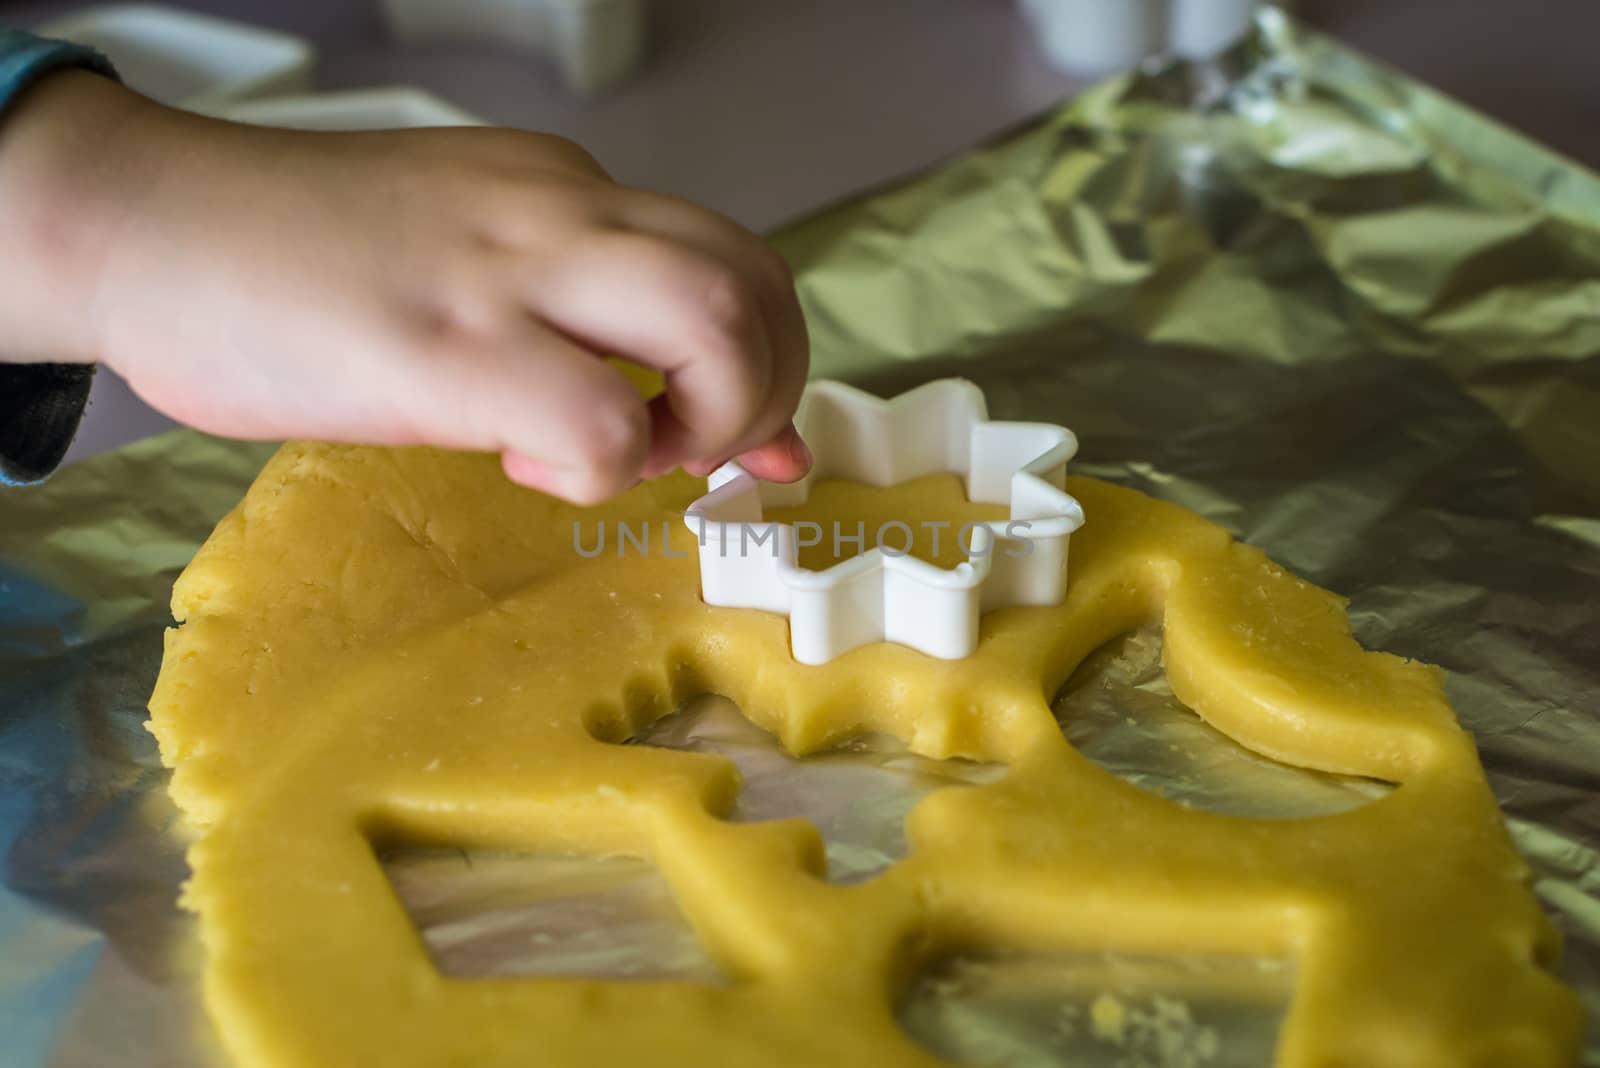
[0, 70, 172, 365]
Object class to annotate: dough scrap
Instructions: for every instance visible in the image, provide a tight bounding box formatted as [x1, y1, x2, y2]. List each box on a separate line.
[149, 438, 1579, 1068]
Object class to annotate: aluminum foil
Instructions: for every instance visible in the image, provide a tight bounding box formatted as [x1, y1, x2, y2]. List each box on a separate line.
[3, 7, 1599, 1065]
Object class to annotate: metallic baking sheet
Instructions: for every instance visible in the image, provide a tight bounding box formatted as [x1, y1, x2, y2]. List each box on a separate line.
[3, 7, 1599, 1065]
[380, 694, 1003, 984]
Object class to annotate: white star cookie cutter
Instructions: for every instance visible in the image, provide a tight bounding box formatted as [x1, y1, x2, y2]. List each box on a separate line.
[683, 379, 1085, 665]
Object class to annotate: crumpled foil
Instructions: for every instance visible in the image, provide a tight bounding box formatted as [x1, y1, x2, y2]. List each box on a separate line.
[3, 7, 1599, 1065]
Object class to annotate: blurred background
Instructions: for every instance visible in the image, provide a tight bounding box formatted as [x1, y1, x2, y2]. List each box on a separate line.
[2, 0, 1595, 461]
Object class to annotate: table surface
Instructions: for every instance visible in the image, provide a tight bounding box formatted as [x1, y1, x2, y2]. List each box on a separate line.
[4, 0, 1596, 465]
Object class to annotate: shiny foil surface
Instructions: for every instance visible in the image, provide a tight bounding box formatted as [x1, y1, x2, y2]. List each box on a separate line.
[3, 9, 1598, 1066]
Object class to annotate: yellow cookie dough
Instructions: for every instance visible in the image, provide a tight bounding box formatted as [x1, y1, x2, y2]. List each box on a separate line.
[149, 438, 1580, 1068]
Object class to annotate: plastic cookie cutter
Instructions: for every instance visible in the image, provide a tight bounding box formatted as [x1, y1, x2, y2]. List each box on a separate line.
[683, 379, 1086, 665]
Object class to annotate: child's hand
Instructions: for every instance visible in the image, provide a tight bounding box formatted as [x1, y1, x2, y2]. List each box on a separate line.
[0, 72, 810, 503]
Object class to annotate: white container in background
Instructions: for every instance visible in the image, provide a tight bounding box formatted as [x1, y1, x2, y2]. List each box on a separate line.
[1170, 0, 1267, 57]
[218, 87, 484, 131]
[1020, 0, 1167, 76]
[377, 0, 647, 94]
[39, 4, 313, 110]
[1019, 0, 1268, 75]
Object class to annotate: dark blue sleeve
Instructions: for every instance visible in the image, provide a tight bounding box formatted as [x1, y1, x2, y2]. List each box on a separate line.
[1, 29, 120, 485]
[1, 364, 97, 483]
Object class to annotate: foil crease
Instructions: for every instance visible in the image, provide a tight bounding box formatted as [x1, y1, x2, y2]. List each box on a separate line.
[3, 8, 1599, 1065]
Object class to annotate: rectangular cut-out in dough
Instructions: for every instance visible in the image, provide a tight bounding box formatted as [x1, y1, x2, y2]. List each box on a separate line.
[381, 849, 723, 983]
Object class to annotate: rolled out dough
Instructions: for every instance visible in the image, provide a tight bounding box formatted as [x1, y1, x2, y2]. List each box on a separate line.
[149, 434, 1579, 1067]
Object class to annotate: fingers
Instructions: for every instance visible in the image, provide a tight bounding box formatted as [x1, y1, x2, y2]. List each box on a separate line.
[424, 323, 651, 505]
[520, 230, 782, 478]
[736, 421, 812, 482]
[438, 165, 813, 503]
[613, 192, 811, 480]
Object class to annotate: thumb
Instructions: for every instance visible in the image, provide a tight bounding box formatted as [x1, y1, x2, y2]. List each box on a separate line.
[733, 422, 812, 483]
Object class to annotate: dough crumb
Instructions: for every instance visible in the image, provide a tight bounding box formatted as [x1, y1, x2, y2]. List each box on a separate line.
[1090, 991, 1129, 1044]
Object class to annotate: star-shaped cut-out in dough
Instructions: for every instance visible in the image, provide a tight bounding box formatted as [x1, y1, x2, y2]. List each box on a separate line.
[684, 380, 1085, 664]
